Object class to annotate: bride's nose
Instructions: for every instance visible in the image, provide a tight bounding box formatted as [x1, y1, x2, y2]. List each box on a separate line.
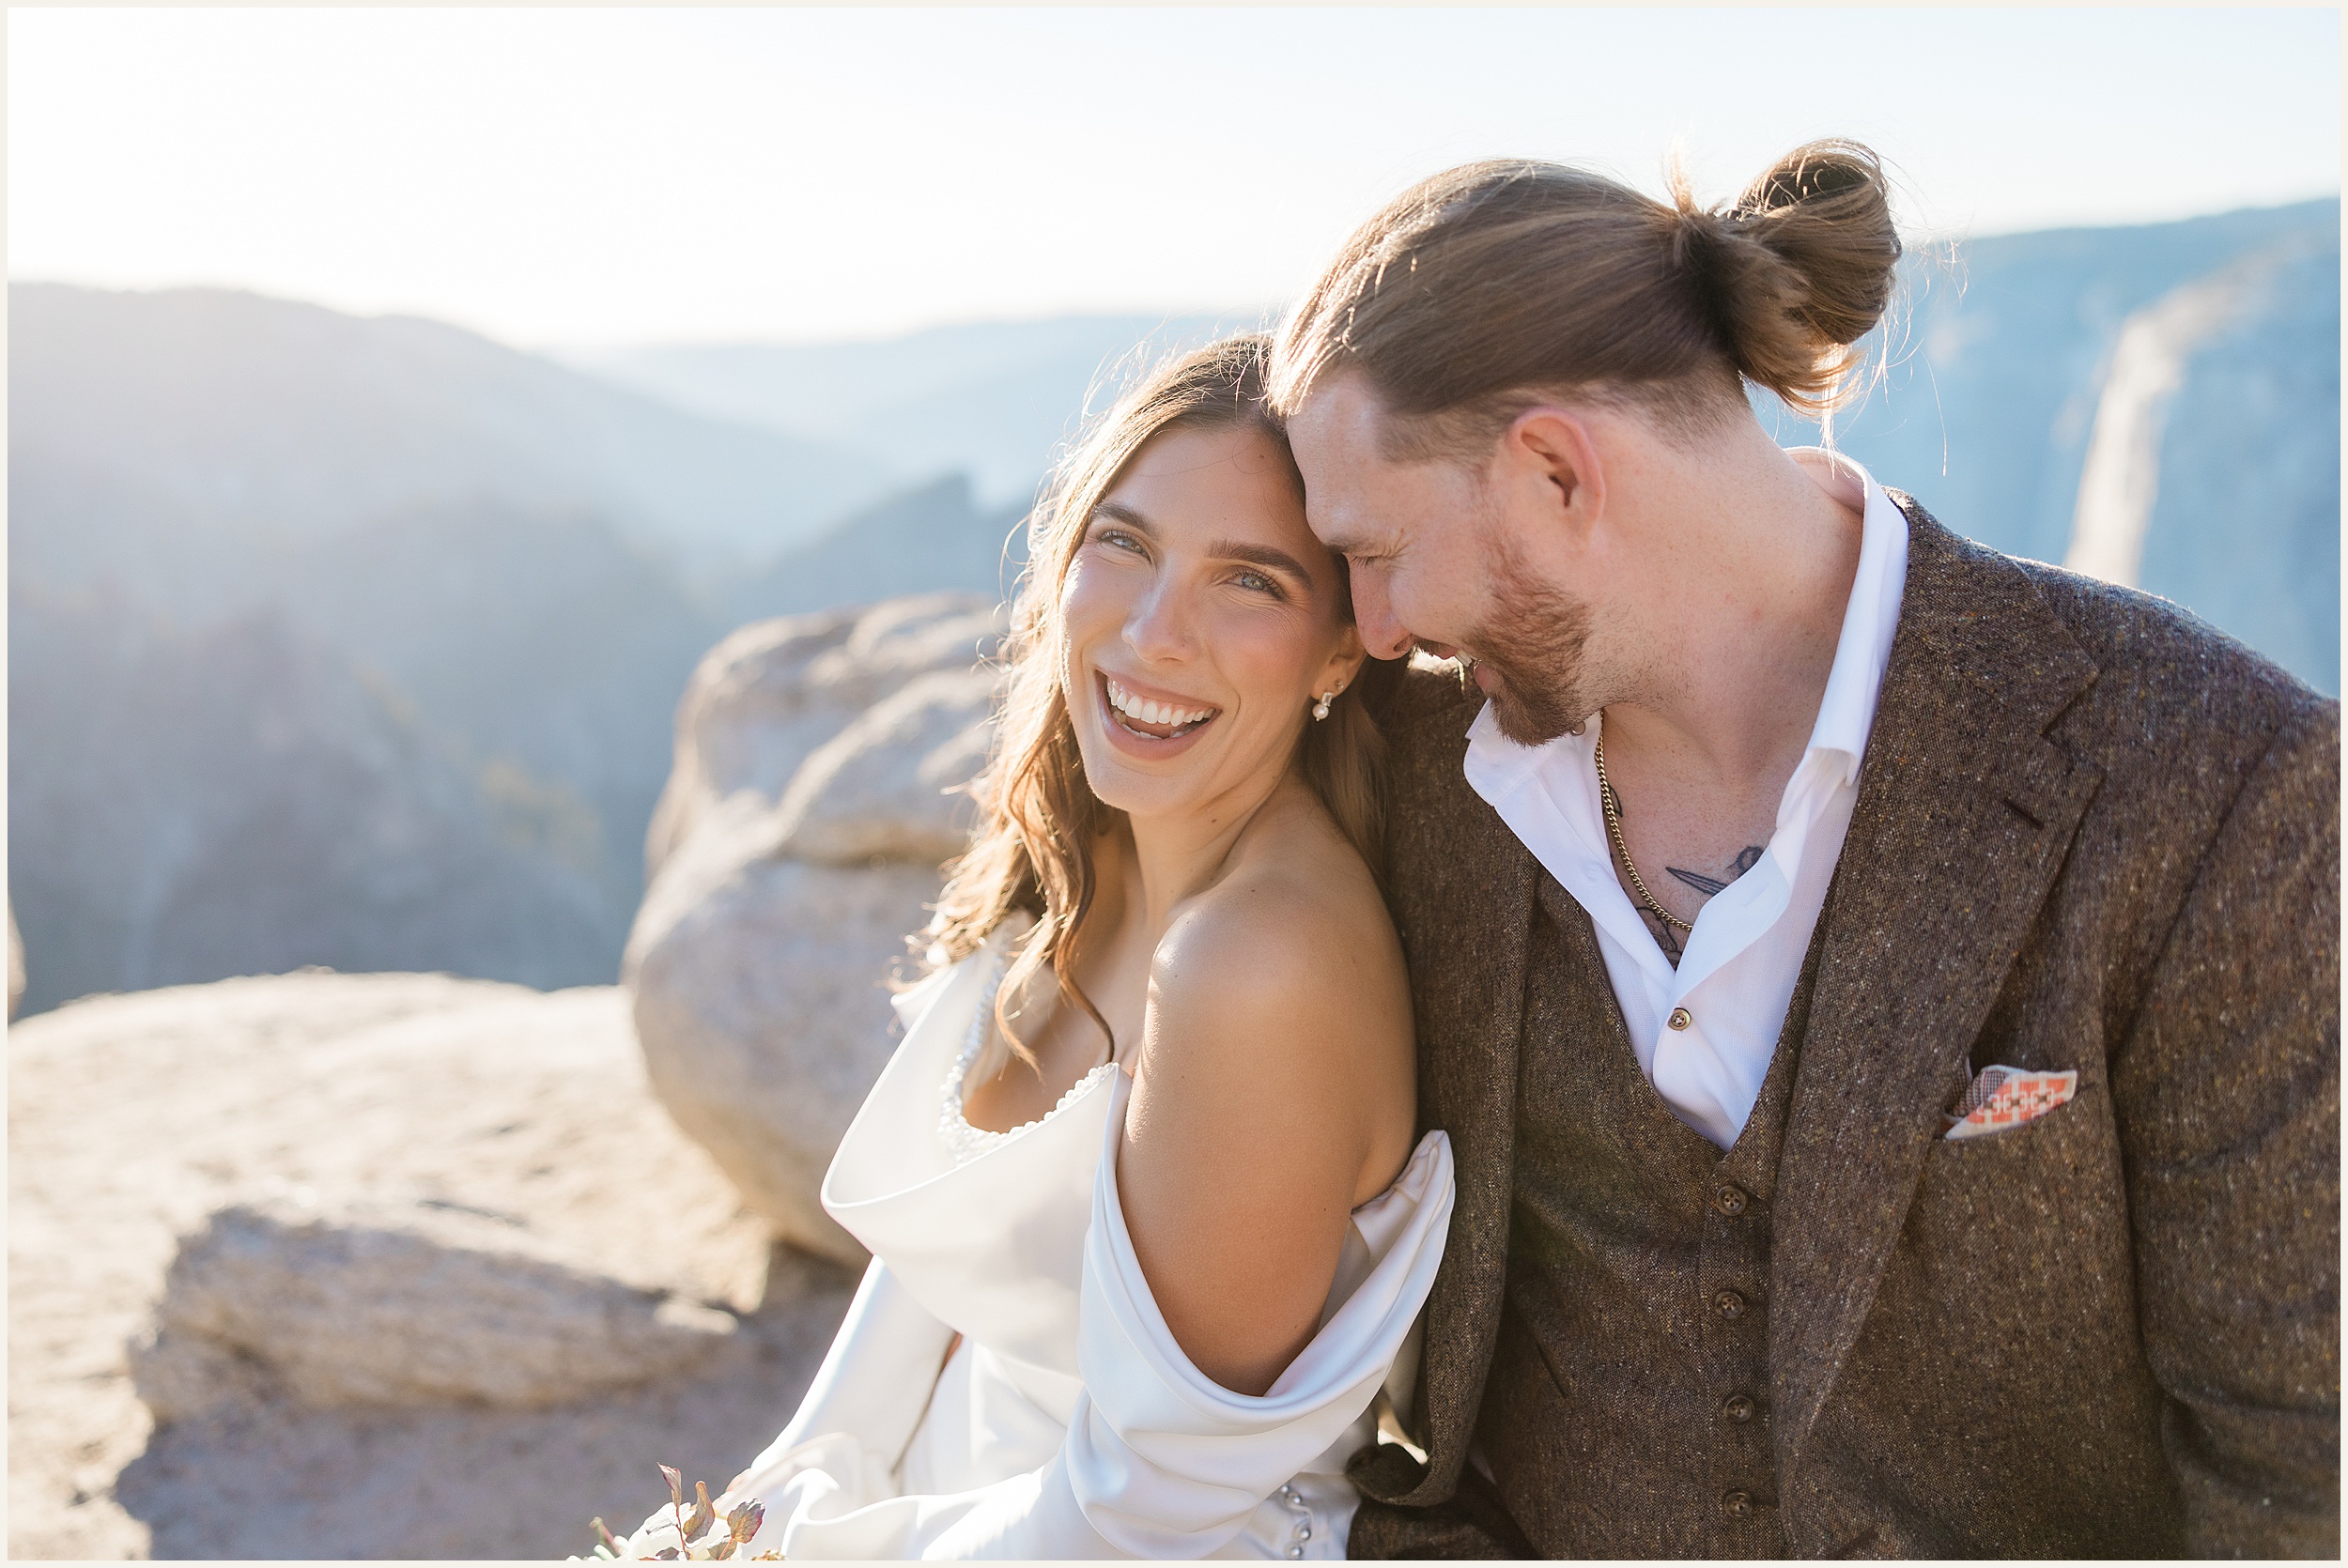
[1122, 576, 1199, 664]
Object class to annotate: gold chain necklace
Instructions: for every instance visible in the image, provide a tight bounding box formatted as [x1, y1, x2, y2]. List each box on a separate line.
[1592, 730, 1693, 933]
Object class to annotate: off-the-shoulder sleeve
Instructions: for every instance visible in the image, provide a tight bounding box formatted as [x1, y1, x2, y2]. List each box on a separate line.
[1059, 1070, 1454, 1557]
[730, 1256, 957, 1507]
[772, 1069, 1456, 1560]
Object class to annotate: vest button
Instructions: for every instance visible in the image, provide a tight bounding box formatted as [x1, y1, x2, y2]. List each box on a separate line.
[1667, 1007, 1693, 1031]
[1721, 1392, 1757, 1423]
[1713, 1288, 1748, 1320]
[1714, 1182, 1750, 1217]
[1722, 1490, 1755, 1520]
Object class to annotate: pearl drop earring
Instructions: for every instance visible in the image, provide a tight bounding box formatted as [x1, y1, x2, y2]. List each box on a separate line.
[1312, 689, 1336, 721]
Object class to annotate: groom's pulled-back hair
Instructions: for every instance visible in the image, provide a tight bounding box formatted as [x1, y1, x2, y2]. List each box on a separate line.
[1268, 141, 1901, 453]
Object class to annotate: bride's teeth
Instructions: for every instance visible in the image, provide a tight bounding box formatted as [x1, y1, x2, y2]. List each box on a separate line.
[1104, 677, 1217, 730]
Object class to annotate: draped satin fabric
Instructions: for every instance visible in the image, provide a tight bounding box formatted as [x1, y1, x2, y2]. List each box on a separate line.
[721, 930, 1455, 1559]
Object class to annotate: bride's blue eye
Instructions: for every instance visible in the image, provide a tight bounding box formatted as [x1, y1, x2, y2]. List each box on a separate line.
[1235, 570, 1283, 598]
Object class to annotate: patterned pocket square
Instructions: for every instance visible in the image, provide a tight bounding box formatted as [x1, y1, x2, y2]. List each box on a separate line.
[1942, 1065, 2078, 1140]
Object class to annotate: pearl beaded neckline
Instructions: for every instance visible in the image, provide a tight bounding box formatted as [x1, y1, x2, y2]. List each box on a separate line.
[938, 948, 1114, 1165]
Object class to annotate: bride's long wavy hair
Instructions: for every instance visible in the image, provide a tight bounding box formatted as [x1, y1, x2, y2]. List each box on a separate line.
[926, 333, 1398, 1072]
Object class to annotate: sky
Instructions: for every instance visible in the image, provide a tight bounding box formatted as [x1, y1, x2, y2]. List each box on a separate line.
[8, 7, 2340, 351]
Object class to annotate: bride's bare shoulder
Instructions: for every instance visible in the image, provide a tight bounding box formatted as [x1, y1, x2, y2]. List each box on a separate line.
[1144, 809, 1413, 1136]
[1169, 814, 1396, 987]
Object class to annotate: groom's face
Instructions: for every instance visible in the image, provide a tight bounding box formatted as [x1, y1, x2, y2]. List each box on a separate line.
[1287, 376, 1596, 744]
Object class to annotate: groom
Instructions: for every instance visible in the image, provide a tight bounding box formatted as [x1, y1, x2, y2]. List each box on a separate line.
[1270, 148, 2340, 1557]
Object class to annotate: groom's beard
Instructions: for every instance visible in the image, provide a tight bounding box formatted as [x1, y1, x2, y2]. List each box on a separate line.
[1459, 565, 1595, 746]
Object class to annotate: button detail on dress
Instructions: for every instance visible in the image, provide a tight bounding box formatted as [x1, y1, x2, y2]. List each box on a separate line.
[1276, 1482, 1312, 1556]
[1713, 1288, 1748, 1320]
[1713, 1182, 1750, 1217]
[1722, 1489, 1755, 1520]
[1721, 1391, 1757, 1423]
[1667, 1007, 1693, 1031]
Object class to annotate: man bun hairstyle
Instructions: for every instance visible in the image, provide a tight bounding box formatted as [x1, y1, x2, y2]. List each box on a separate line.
[1674, 140, 1902, 415]
[1269, 139, 1902, 453]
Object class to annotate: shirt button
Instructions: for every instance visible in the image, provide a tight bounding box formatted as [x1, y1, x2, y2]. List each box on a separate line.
[1713, 1182, 1750, 1217]
[1721, 1392, 1756, 1423]
[1722, 1490, 1754, 1521]
[1667, 1007, 1693, 1031]
[1713, 1288, 1748, 1320]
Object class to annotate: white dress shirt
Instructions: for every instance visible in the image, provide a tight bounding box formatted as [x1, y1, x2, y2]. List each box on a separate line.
[1461, 449, 1909, 1148]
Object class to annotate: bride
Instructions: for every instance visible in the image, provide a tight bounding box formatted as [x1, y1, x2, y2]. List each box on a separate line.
[626, 335, 1453, 1560]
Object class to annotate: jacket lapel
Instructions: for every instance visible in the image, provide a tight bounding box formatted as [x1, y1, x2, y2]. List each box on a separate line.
[1769, 501, 2104, 1499]
[1379, 696, 1539, 1506]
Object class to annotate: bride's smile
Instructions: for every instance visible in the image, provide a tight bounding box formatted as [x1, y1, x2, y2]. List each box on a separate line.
[1099, 670, 1220, 745]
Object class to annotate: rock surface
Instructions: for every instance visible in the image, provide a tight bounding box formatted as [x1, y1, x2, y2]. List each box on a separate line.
[8, 971, 854, 1560]
[134, 1198, 741, 1420]
[642, 592, 1004, 879]
[628, 595, 1005, 1261]
[775, 668, 999, 867]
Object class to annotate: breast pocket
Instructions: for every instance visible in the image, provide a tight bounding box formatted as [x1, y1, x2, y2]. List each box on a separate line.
[1908, 1079, 2124, 1290]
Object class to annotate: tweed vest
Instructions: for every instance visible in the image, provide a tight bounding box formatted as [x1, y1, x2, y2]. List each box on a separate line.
[1473, 872, 1823, 1558]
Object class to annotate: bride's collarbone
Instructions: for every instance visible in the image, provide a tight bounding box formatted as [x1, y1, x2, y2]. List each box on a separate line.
[959, 967, 1135, 1133]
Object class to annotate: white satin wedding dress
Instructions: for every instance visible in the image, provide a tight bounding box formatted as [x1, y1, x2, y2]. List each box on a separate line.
[722, 920, 1455, 1560]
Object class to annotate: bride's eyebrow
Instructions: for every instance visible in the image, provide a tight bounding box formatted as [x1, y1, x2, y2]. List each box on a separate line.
[1090, 500, 1154, 533]
[1206, 539, 1313, 585]
[1092, 501, 1311, 585]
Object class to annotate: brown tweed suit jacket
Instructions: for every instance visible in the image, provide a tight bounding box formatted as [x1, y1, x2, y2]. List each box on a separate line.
[1351, 502, 2340, 1557]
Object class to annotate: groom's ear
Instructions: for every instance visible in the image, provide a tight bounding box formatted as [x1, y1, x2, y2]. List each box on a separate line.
[1503, 407, 1607, 543]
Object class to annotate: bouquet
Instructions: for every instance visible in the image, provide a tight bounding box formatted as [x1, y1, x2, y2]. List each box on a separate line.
[586, 1465, 782, 1560]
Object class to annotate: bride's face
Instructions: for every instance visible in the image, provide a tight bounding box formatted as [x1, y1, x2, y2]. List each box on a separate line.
[1059, 423, 1363, 826]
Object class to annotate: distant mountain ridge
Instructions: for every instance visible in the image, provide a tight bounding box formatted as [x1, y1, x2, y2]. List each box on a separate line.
[9, 282, 901, 582]
[572, 310, 1271, 503]
[723, 474, 1030, 626]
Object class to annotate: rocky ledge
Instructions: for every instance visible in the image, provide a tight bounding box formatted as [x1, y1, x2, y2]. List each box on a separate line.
[8, 972, 854, 1560]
